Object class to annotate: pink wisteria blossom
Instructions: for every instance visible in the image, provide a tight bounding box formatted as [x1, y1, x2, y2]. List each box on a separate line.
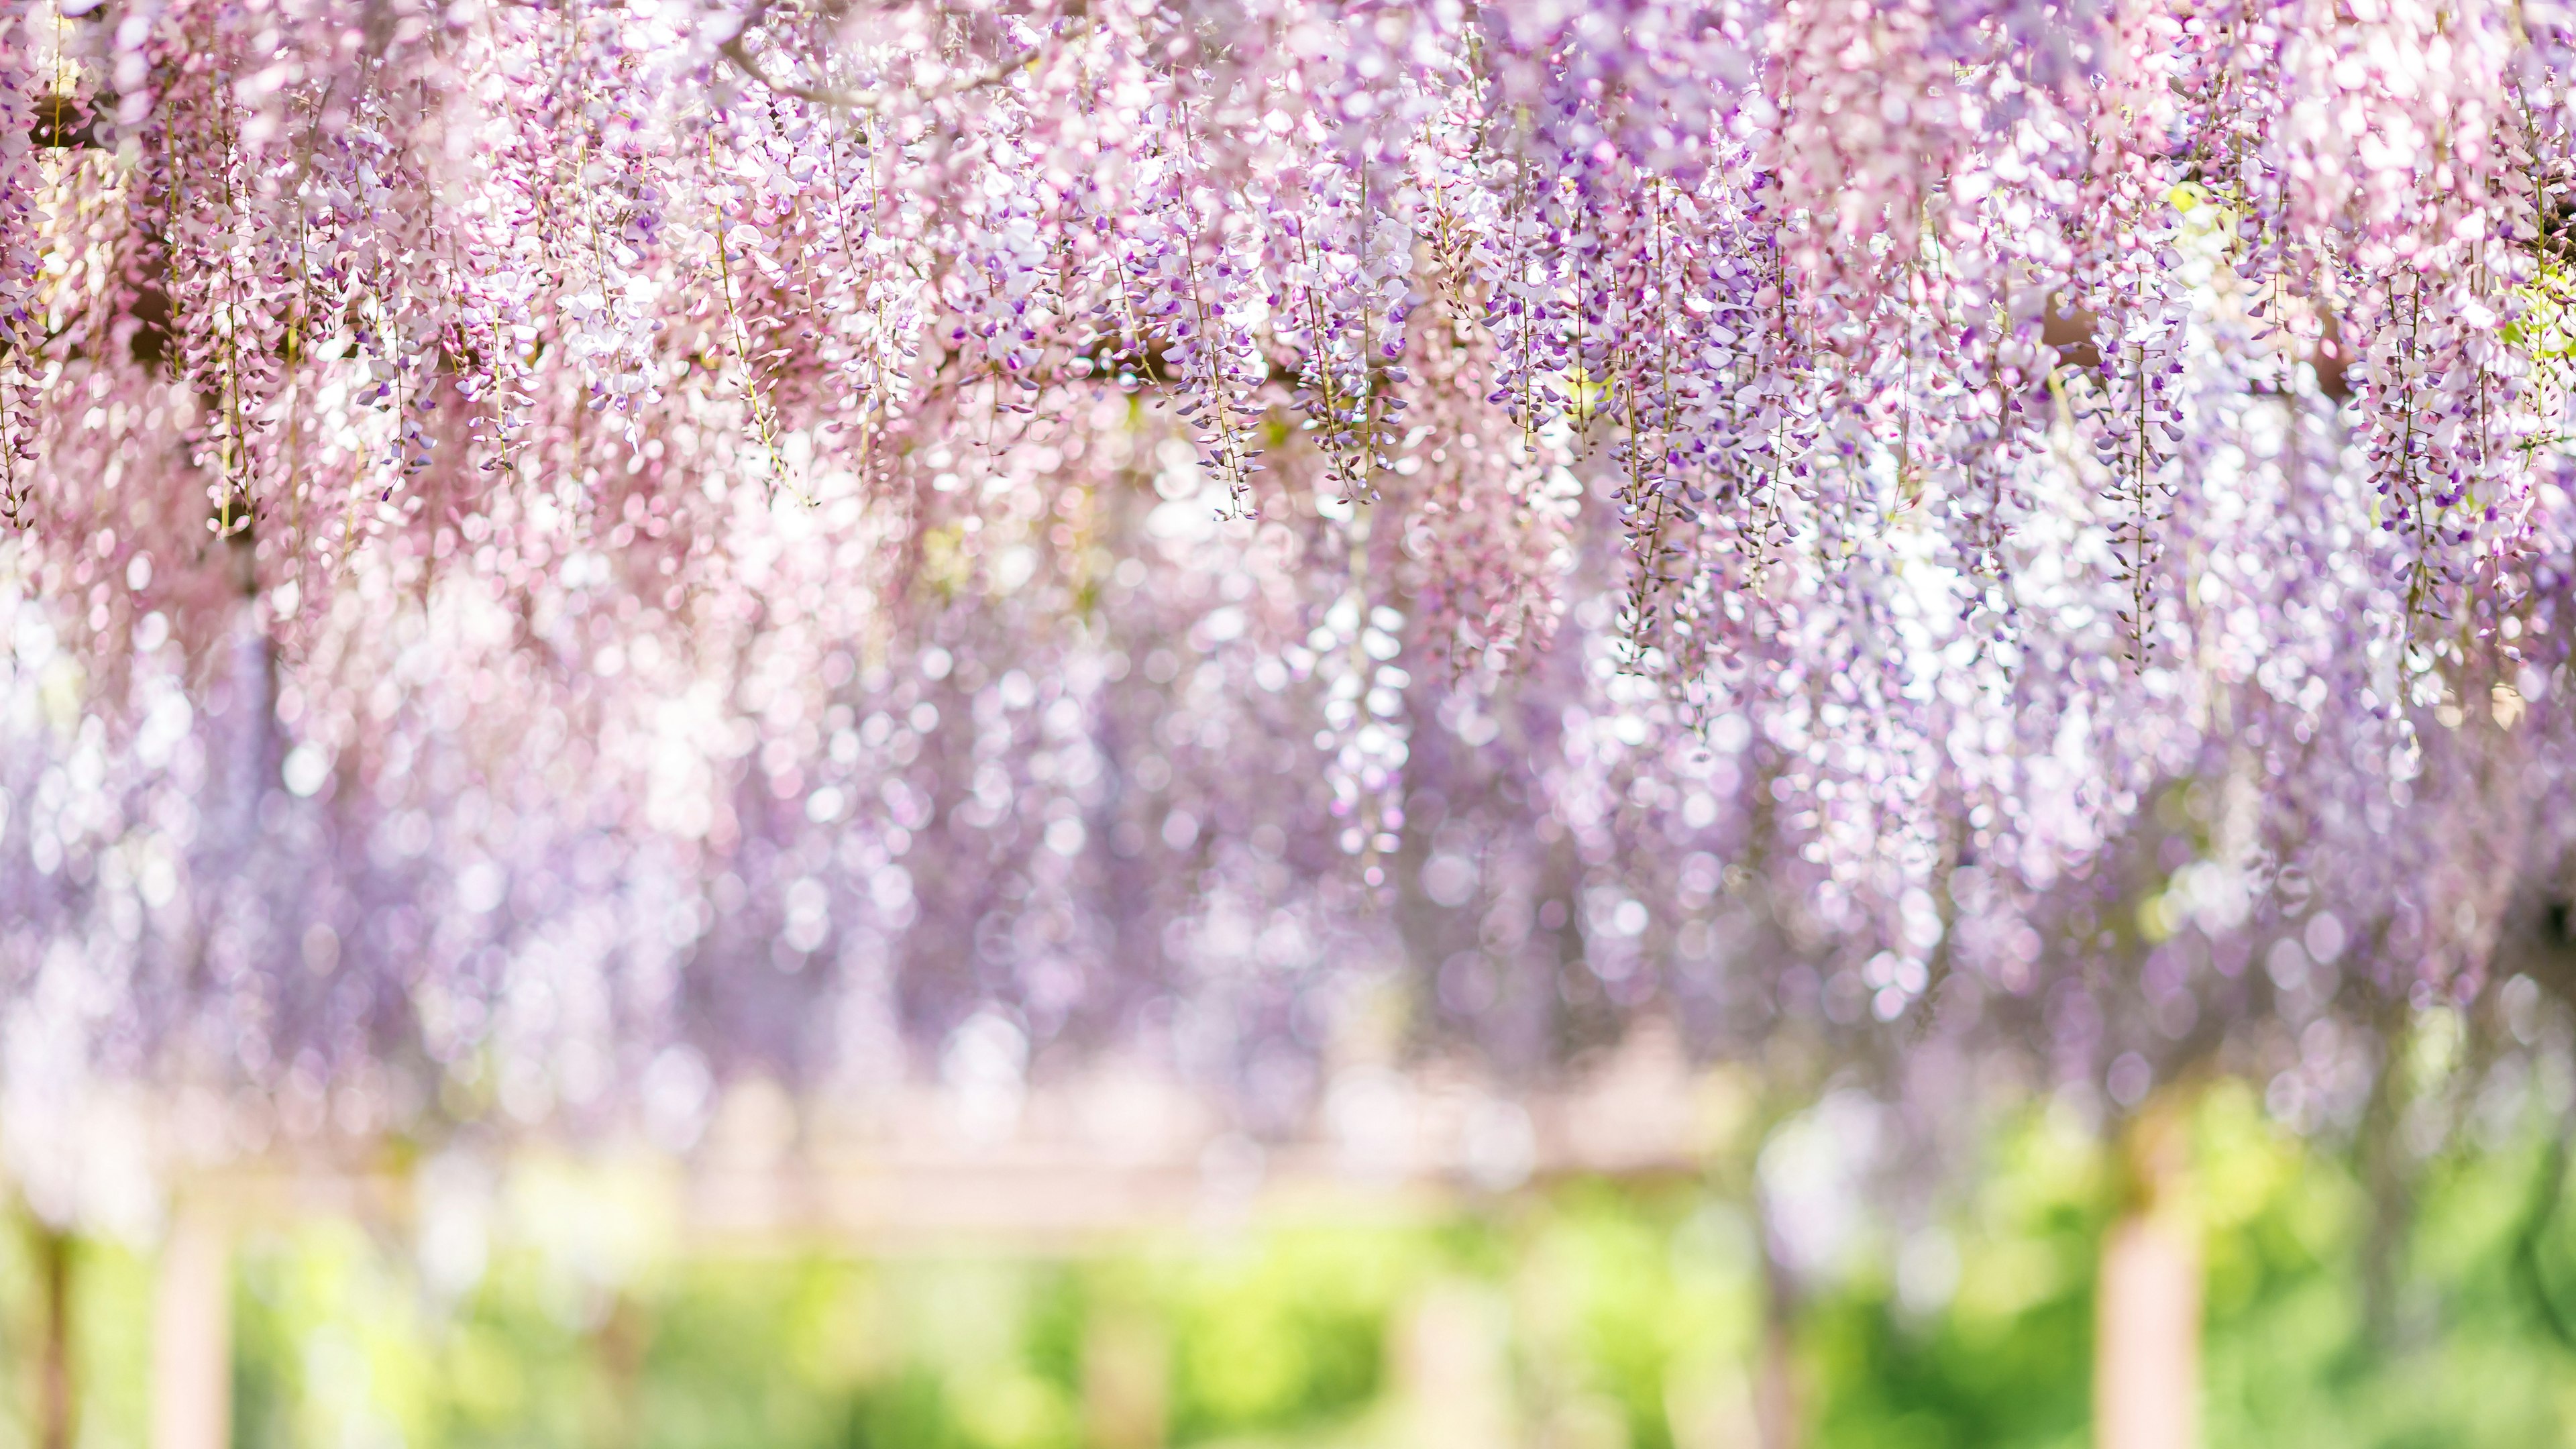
[1, 0, 2574, 1175]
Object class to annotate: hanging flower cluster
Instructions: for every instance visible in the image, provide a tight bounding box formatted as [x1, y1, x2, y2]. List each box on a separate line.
[5, 0, 2576, 1160]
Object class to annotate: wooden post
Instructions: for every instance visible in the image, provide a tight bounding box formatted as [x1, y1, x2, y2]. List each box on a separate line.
[2096, 1104, 2198, 1449]
[153, 1199, 231, 1449]
[1395, 1281, 1510, 1449]
[30, 1221, 74, 1449]
[584, 1291, 651, 1449]
[1082, 1308, 1168, 1449]
[1754, 1234, 1800, 1449]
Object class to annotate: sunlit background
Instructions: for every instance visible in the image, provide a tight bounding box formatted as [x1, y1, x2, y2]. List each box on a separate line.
[7, 0, 2576, 1442]
[8, 1045, 2576, 1449]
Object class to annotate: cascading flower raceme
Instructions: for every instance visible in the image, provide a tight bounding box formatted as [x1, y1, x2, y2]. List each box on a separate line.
[4, 0, 2576, 1172]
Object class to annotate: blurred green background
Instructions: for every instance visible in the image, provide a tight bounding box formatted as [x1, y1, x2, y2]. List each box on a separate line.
[5, 1079, 2576, 1449]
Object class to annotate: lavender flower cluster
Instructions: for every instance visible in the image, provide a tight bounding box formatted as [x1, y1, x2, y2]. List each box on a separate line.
[2, 0, 2575, 1188]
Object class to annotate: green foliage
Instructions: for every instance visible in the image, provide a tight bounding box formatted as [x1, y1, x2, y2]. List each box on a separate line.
[1505, 1180, 1762, 1449]
[0, 1230, 154, 1449]
[52, 1097, 2576, 1449]
[1148, 1230, 1417, 1444]
[1802, 1111, 2105, 1449]
[2196, 1083, 2576, 1449]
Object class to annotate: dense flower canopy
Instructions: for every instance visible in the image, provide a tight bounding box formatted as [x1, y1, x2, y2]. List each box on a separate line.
[7, 0, 2576, 1195]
